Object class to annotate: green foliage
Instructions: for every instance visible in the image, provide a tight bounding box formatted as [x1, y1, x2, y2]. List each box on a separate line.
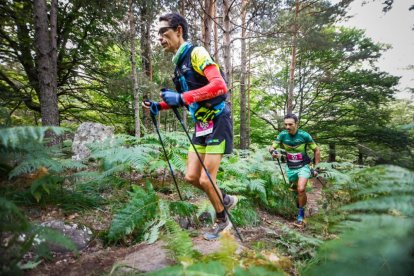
[218, 147, 297, 218]
[202, 233, 239, 271]
[107, 183, 159, 243]
[8, 187, 104, 213]
[162, 220, 200, 264]
[140, 132, 189, 174]
[0, 197, 76, 274]
[0, 126, 102, 211]
[304, 165, 414, 275]
[230, 199, 260, 227]
[0, 127, 84, 178]
[107, 182, 198, 244]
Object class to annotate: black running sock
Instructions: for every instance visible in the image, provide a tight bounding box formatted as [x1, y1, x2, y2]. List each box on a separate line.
[216, 211, 226, 220]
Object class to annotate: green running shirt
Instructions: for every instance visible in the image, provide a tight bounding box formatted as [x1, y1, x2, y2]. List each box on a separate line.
[272, 130, 317, 166]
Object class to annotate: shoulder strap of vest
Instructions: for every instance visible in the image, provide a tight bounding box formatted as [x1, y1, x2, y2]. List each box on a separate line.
[176, 45, 195, 69]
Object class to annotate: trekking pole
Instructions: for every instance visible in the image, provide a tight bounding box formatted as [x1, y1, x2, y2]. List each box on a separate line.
[149, 112, 184, 201]
[171, 107, 243, 242]
[314, 174, 325, 187]
[271, 151, 288, 186]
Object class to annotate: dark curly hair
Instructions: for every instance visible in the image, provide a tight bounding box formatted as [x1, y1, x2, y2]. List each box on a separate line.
[284, 113, 298, 123]
[159, 13, 189, 41]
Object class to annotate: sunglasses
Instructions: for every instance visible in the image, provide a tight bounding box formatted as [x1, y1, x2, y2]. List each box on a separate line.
[158, 26, 176, 36]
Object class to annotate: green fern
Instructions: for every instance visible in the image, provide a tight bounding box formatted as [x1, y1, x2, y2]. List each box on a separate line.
[30, 175, 62, 202]
[169, 200, 198, 217]
[217, 147, 298, 218]
[107, 183, 158, 243]
[196, 199, 216, 224]
[0, 127, 80, 177]
[0, 197, 76, 274]
[304, 165, 414, 275]
[8, 187, 104, 213]
[162, 220, 199, 264]
[0, 126, 65, 149]
[230, 198, 260, 227]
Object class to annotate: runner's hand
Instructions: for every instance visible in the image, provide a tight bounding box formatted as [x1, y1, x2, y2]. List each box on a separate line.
[270, 149, 281, 159]
[142, 100, 160, 116]
[311, 168, 319, 177]
[160, 88, 184, 107]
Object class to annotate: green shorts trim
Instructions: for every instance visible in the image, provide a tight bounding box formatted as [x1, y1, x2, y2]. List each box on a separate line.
[286, 165, 311, 183]
[191, 106, 233, 154]
[188, 140, 226, 154]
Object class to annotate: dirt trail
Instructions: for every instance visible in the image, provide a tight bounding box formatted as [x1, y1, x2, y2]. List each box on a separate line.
[306, 177, 324, 217]
[27, 180, 324, 275]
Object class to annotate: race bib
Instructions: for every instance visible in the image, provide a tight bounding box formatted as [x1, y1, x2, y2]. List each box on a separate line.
[287, 152, 303, 162]
[195, 121, 214, 137]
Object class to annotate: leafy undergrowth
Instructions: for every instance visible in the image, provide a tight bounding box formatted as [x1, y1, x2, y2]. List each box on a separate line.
[1, 127, 413, 275]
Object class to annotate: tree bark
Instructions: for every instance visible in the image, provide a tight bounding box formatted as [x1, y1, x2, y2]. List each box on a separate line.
[287, 0, 299, 114]
[203, 0, 214, 52]
[328, 143, 336, 162]
[140, 2, 152, 80]
[358, 149, 364, 165]
[239, 0, 249, 149]
[222, 0, 232, 93]
[222, 0, 233, 143]
[213, 2, 219, 62]
[247, 39, 251, 148]
[139, 1, 153, 132]
[129, 0, 140, 137]
[33, 0, 60, 133]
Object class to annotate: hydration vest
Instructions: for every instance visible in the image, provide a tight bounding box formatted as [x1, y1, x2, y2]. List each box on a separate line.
[173, 45, 227, 109]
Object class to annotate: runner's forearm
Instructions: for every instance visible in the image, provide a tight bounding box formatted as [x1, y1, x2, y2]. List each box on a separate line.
[181, 65, 227, 104]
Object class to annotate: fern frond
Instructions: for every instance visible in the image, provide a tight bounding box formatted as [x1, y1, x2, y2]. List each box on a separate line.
[304, 215, 414, 276]
[196, 200, 215, 224]
[342, 195, 414, 216]
[143, 219, 166, 244]
[248, 179, 267, 199]
[30, 175, 62, 202]
[107, 183, 158, 243]
[0, 196, 29, 232]
[304, 165, 414, 274]
[146, 261, 227, 276]
[169, 201, 197, 217]
[0, 126, 65, 149]
[163, 219, 198, 264]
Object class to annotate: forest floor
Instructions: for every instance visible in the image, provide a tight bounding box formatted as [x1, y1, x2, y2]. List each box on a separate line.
[24, 179, 324, 276]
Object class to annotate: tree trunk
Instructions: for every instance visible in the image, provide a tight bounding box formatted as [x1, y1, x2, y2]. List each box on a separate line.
[239, 0, 248, 149]
[223, 0, 232, 93]
[222, 0, 233, 143]
[203, 0, 214, 52]
[247, 39, 251, 148]
[328, 143, 336, 162]
[287, 0, 299, 114]
[140, 3, 152, 80]
[213, 2, 219, 62]
[129, 0, 140, 137]
[358, 149, 364, 165]
[179, 1, 188, 127]
[139, 1, 153, 132]
[33, 0, 60, 140]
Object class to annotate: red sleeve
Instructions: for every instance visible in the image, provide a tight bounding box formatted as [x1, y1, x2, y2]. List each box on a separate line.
[159, 101, 170, 110]
[181, 65, 227, 105]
